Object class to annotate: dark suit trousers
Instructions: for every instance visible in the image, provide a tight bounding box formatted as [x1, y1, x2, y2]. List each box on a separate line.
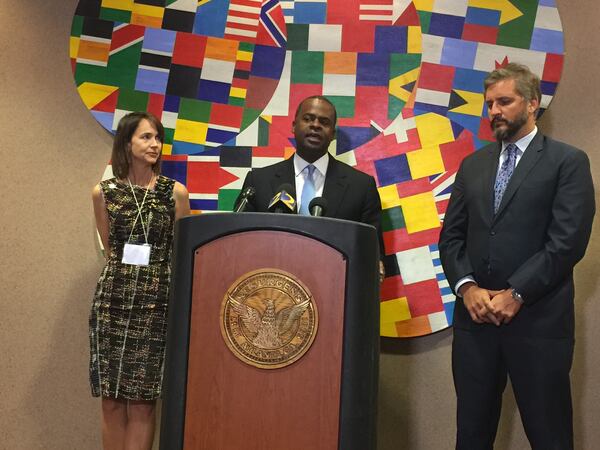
[453, 327, 574, 450]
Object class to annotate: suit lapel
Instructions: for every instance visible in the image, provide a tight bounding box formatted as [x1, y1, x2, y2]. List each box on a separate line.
[493, 132, 545, 220]
[271, 158, 297, 198]
[322, 157, 348, 218]
[484, 143, 501, 221]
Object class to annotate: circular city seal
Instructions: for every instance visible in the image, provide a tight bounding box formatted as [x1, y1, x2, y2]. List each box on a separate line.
[220, 268, 318, 369]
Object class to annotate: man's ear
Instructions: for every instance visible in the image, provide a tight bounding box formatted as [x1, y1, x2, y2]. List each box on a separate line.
[528, 97, 540, 115]
[291, 120, 296, 134]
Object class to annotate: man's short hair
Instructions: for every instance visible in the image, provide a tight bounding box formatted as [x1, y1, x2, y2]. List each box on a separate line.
[294, 95, 337, 125]
[484, 63, 542, 106]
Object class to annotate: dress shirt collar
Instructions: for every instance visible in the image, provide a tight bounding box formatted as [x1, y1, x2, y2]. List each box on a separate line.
[294, 152, 330, 178]
[501, 126, 538, 155]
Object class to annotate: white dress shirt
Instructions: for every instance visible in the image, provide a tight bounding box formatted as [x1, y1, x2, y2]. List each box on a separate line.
[495, 125, 537, 177]
[294, 152, 329, 211]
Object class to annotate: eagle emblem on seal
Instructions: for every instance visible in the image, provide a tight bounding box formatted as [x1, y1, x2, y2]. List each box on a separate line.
[228, 294, 311, 349]
[220, 269, 318, 369]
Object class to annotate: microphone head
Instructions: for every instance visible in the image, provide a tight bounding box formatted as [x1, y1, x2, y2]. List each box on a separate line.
[241, 186, 256, 198]
[233, 186, 256, 212]
[268, 184, 296, 213]
[308, 197, 328, 216]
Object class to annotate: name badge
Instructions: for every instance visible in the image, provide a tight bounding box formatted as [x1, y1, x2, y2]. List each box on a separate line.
[122, 243, 151, 266]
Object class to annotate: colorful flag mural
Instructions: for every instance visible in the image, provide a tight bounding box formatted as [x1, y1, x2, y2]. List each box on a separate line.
[71, 0, 565, 337]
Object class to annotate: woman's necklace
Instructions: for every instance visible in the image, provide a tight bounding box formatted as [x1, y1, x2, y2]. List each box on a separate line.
[127, 172, 155, 188]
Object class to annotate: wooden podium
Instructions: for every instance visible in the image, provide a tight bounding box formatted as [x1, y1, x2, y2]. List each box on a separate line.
[160, 213, 379, 450]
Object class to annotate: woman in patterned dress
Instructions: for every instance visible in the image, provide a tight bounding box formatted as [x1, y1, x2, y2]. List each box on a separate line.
[91, 112, 189, 449]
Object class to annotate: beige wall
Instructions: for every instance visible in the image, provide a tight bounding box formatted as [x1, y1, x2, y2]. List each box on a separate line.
[1, 1, 598, 449]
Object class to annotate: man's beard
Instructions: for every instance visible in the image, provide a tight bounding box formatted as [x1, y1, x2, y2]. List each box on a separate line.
[491, 110, 528, 142]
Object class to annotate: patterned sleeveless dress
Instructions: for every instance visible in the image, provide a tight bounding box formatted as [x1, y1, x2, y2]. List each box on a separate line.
[90, 175, 176, 400]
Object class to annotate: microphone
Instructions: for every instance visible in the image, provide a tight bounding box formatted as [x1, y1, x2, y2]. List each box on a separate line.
[268, 184, 296, 213]
[308, 197, 327, 217]
[234, 187, 255, 212]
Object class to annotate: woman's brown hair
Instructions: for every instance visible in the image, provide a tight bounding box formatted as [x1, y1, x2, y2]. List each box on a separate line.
[111, 112, 165, 179]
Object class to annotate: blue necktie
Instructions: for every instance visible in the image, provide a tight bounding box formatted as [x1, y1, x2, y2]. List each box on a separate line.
[494, 143, 518, 214]
[300, 164, 316, 215]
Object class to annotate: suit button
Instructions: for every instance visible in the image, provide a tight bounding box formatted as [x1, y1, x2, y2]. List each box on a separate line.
[490, 230, 496, 236]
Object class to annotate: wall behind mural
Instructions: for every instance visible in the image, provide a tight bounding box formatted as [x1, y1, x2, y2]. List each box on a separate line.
[70, 0, 565, 337]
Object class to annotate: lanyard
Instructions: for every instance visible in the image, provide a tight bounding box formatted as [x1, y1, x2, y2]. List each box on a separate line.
[127, 177, 153, 244]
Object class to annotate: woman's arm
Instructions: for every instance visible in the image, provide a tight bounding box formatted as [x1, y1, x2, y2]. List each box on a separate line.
[92, 184, 110, 257]
[173, 181, 190, 220]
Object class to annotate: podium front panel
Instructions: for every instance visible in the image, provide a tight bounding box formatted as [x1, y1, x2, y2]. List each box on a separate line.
[183, 230, 346, 450]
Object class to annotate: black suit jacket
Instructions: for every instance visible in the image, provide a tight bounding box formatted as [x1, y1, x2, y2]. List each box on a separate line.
[237, 155, 383, 250]
[439, 132, 595, 337]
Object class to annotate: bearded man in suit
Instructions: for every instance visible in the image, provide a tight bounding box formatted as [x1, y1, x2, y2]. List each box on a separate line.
[236, 95, 384, 276]
[439, 63, 595, 449]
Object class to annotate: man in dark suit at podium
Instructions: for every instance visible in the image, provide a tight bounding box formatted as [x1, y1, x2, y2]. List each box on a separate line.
[439, 63, 595, 449]
[236, 95, 384, 276]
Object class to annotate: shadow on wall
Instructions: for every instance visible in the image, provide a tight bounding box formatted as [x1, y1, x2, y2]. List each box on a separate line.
[544, 105, 600, 450]
[572, 219, 600, 450]
[21, 264, 101, 449]
[376, 318, 533, 449]
[378, 329, 457, 450]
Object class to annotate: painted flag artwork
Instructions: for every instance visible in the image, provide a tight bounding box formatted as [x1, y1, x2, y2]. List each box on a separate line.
[71, 0, 565, 337]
